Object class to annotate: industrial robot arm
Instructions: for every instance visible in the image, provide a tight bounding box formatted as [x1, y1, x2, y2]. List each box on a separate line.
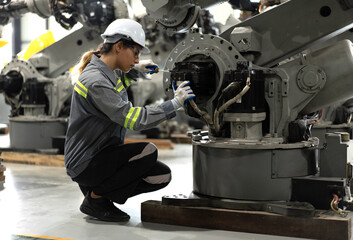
[141, 0, 353, 210]
[141, 0, 226, 35]
[0, 0, 126, 30]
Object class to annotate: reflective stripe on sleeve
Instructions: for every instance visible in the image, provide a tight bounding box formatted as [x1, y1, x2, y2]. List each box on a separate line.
[124, 107, 142, 130]
[114, 78, 124, 92]
[77, 80, 88, 92]
[75, 81, 88, 98]
[130, 107, 141, 129]
[124, 74, 134, 87]
[74, 86, 87, 98]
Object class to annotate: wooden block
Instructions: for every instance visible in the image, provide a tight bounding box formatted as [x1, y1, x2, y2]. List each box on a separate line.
[0, 175, 4, 181]
[125, 138, 174, 149]
[0, 138, 174, 167]
[0, 125, 9, 134]
[170, 134, 191, 144]
[141, 200, 351, 240]
[1, 151, 64, 167]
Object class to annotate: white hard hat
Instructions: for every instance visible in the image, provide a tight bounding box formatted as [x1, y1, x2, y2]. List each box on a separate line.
[101, 19, 150, 54]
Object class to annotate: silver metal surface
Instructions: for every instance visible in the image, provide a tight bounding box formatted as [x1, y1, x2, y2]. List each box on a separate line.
[26, 0, 51, 17]
[193, 143, 317, 201]
[35, 28, 102, 78]
[221, 0, 353, 67]
[141, 0, 224, 34]
[320, 132, 353, 178]
[224, 112, 266, 140]
[149, 0, 353, 206]
[299, 40, 353, 114]
[9, 116, 67, 150]
[230, 26, 261, 53]
[312, 122, 353, 147]
[163, 31, 245, 103]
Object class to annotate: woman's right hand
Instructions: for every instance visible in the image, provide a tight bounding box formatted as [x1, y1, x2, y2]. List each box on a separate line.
[173, 81, 196, 106]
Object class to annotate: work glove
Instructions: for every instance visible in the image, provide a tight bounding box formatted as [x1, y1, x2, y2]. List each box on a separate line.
[134, 59, 159, 74]
[171, 81, 196, 110]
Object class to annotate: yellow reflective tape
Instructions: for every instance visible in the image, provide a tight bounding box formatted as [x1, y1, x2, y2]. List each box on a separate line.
[124, 74, 135, 87]
[77, 81, 88, 93]
[116, 78, 124, 92]
[117, 84, 124, 92]
[74, 86, 87, 98]
[124, 107, 135, 128]
[124, 75, 131, 87]
[129, 107, 141, 130]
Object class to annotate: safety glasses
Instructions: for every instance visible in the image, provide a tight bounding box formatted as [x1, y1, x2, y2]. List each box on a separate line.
[120, 39, 141, 59]
[128, 46, 141, 59]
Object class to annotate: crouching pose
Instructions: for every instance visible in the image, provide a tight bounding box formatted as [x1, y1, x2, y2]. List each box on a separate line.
[64, 19, 195, 222]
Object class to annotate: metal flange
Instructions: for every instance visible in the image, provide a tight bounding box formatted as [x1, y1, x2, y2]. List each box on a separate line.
[296, 65, 326, 93]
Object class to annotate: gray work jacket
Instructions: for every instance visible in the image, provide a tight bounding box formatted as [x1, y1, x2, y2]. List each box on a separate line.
[64, 55, 176, 178]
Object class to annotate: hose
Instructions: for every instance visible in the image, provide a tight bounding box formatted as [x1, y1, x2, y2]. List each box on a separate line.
[189, 99, 214, 127]
[213, 76, 251, 133]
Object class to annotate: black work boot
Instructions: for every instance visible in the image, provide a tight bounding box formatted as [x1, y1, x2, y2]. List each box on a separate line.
[80, 192, 130, 222]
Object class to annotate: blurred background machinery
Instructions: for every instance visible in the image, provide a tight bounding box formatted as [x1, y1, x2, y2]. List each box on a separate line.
[0, 0, 130, 151]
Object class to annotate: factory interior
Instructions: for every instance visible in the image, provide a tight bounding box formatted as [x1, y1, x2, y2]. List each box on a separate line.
[1, 0, 353, 239]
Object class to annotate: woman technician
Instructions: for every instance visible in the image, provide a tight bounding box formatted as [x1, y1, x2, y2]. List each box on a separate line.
[64, 18, 195, 222]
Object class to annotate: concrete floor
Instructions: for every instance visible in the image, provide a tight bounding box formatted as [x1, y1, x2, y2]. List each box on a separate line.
[0, 140, 309, 240]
